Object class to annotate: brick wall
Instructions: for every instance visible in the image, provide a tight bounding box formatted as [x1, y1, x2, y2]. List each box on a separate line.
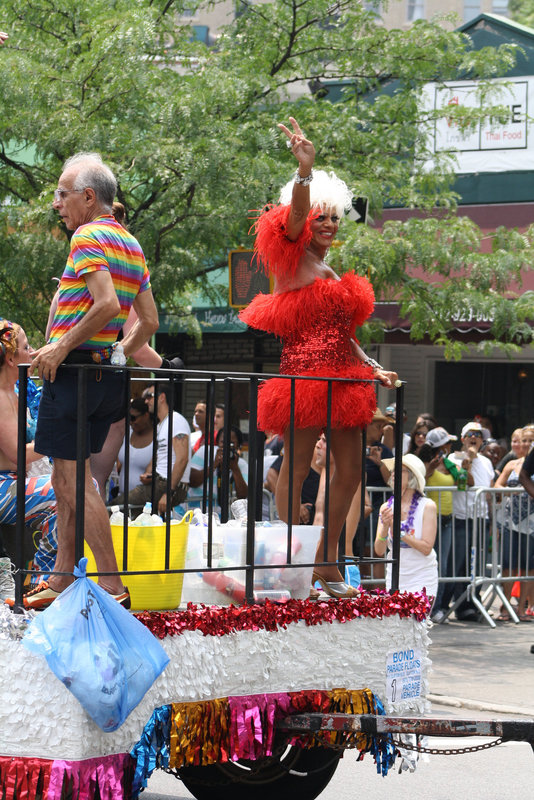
[156, 331, 282, 429]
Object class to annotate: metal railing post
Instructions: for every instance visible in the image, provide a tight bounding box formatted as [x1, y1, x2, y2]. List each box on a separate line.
[13, 364, 29, 613]
[245, 376, 259, 602]
[74, 367, 87, 566]
[390, 382, 405, 592]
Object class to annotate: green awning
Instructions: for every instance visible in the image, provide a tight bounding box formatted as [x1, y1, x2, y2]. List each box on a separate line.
[159, 307, 247, 334]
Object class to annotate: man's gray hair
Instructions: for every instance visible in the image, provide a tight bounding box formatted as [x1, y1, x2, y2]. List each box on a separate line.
[63, 152, 117, 209]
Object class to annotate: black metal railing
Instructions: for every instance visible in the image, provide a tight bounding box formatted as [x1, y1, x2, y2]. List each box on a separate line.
[11, 363, 404, 611]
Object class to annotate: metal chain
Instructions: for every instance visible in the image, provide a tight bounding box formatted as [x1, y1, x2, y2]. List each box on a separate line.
[392, 736, 505, 756]
[312, 732, 506, 756]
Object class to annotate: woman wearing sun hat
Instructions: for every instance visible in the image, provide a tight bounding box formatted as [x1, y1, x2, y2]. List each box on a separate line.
[374, 453, 438, 602]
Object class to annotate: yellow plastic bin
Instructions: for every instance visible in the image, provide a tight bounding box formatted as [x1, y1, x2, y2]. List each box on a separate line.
[84, 511, 192, 611]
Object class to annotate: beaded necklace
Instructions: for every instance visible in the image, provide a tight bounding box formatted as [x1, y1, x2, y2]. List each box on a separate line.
[386, 491, 421, 546]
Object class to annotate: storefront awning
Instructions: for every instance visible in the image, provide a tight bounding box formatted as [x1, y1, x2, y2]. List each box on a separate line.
[372, 302, 493, 334]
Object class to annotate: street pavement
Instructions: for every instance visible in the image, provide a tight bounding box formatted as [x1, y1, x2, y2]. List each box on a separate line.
[428, 616, 534, 714]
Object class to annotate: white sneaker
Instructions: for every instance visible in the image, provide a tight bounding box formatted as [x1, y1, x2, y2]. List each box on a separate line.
[0, 557, 15, 601]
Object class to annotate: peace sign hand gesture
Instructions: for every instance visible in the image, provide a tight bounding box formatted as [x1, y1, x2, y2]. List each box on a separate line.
[278, 117, 315, 175]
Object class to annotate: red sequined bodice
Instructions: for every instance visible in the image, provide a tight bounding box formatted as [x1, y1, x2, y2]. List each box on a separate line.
[280, 307, 354, 374]
[238, 272, 377, 434]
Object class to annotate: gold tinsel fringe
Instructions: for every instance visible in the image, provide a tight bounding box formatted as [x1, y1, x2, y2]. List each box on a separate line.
[170, 698, 230, 768]
[169, 689, 378, 768]
[310, 687, 375, 751]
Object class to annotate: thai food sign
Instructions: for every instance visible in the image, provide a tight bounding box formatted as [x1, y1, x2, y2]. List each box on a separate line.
[422, 77, 533, 173]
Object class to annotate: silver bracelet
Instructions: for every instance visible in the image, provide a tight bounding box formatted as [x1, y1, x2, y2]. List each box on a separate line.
[294, 169, 313, 186]
[363, 356, 383, 371]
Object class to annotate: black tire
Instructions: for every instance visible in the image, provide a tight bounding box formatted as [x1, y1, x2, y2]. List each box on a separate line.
[177, 743, 341, 800]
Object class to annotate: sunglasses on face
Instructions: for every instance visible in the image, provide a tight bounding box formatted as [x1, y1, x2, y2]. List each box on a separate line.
[144, 392, 155, 398]
[465, 432, 482, 438]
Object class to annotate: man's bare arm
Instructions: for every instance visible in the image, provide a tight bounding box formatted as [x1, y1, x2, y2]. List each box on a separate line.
[120, 289, 159, 358]
[32, 270, 120, 381]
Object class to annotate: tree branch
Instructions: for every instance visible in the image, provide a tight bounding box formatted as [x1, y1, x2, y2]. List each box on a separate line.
[154, 184, 196, 263]
[0, 147, 38, 190]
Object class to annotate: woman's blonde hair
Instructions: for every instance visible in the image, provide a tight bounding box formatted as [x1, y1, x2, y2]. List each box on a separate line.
[0, 319, 20, 366]
[278, 169, 353, 218]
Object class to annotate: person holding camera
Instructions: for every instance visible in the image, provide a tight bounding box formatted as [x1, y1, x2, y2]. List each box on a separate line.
[188, 425, 248, 514]
[431, 422, 493, 622]
[374, 454, 438, 601]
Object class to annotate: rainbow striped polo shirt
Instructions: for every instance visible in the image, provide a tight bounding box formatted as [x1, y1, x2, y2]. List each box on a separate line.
[48, 215, 151, 350]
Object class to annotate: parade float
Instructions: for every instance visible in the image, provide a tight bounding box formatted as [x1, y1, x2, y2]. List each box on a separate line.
[2, 375, 531, 800]
[0, 546, 432, 800]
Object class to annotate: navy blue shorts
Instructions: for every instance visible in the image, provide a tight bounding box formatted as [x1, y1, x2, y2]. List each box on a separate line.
[35, 364, 126, 461]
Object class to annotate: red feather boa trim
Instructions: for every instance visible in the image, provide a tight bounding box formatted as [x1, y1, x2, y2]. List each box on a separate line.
[256, 367, 376, 435]
[252, 204, 314, 279]
[240, 272, 374, 340]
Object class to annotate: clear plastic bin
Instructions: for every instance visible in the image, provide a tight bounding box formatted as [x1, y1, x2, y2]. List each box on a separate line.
[181, 522, 321, 605]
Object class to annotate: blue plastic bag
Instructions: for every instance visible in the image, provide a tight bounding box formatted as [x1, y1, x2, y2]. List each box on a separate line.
[23, 558, 170, 732]
[345, 563, 361, 588]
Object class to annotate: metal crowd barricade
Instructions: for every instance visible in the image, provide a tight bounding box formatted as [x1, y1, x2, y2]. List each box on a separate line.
[481, 486, 534, 624]
[391, 483, 534, 628]
[11, 362, 405, 612]
[356, 486, 391, 588]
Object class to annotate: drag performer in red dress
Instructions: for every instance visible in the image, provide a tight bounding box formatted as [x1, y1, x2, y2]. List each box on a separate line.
[240, 118, 398, 598]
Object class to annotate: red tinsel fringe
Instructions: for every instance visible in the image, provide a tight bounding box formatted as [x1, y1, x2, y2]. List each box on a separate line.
[134, 591, 431, 639]
[0, 757, 52, 800]
[0, 754, 134, 800]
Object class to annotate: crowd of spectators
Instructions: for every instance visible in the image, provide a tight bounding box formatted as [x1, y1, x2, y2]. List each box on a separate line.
[373, 409, 534, 623]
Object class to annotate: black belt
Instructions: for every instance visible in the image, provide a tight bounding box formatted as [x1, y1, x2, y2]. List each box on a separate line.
[64, 347, 114, 365]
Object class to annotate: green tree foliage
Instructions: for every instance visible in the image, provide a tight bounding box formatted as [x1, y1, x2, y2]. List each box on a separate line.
[0, 0, 531, 356]
[509, 0, 534, 29]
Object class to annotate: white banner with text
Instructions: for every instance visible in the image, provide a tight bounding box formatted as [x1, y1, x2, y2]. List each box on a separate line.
[421, 76, 534, 174]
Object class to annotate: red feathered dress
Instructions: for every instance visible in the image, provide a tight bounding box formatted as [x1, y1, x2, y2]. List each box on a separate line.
[239, 204, 377, 435]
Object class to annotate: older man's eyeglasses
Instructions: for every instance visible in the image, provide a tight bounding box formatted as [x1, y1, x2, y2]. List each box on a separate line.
[53, 188, 83, 202]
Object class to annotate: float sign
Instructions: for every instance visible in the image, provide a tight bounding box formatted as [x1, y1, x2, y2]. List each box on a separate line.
[386, 648, 422, 704]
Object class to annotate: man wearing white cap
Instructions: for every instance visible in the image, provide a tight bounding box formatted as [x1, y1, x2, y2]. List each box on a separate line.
[439, 422, 494, 621]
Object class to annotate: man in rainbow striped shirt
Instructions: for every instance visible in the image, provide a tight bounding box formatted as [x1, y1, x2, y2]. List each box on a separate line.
[22, 153, 159, 610]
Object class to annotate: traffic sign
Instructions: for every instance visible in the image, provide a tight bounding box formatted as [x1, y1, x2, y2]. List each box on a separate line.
[228, 249, 272, 308]
[347, 196, 368, 224]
